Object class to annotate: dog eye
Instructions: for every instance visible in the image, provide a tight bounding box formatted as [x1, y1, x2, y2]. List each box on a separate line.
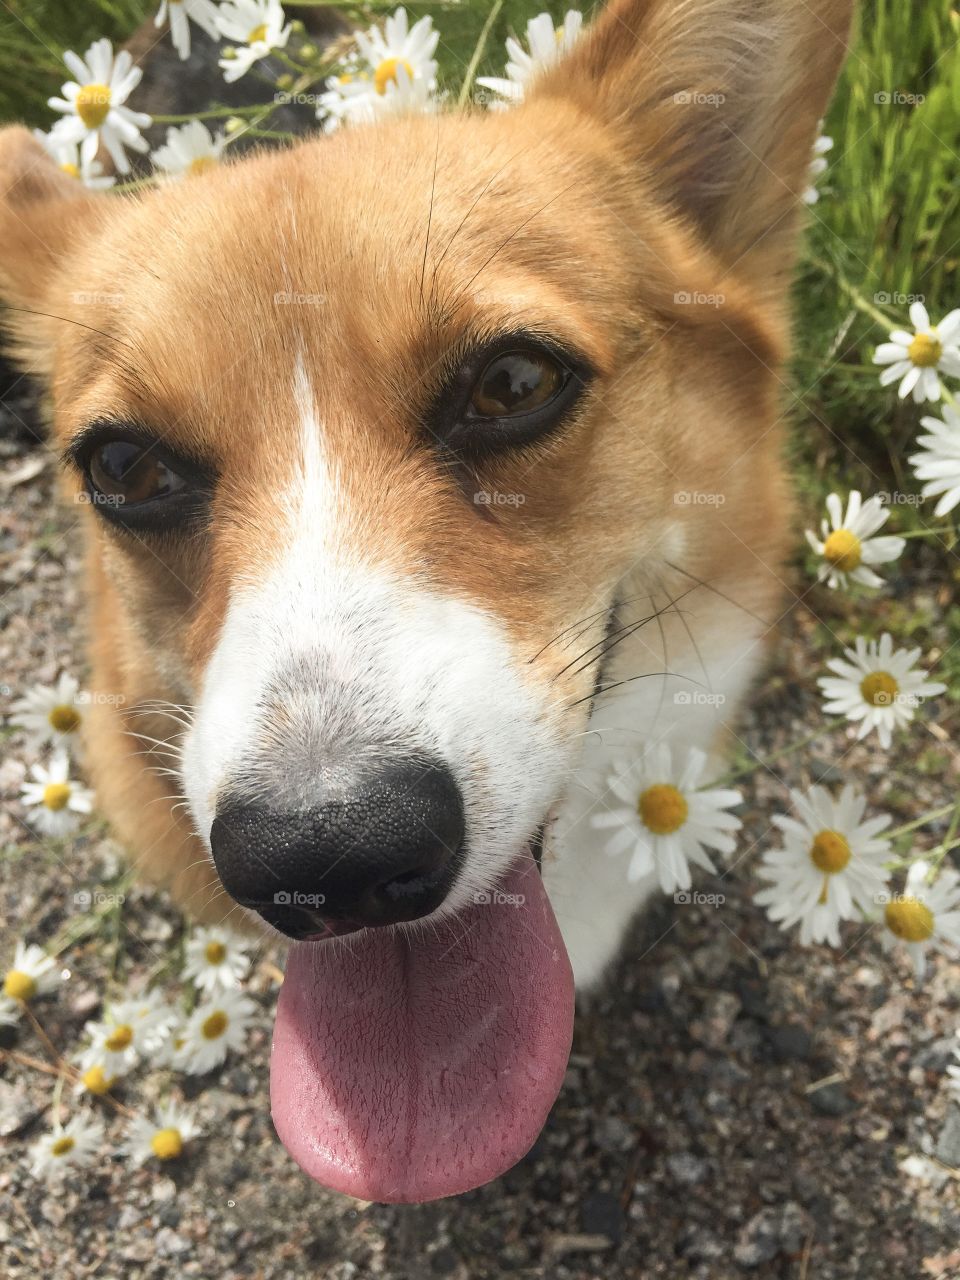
[72, 428, 213, 534]
[469, 351, 564, 419]
[89, 440, 187, 505]
[433, 338, 592, 457]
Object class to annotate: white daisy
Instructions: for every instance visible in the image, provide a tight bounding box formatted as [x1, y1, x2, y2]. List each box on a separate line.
[356, 8, 438, 94]
[873, 301, 960, 403]
[74, 1063, 121, 1096]
[81, 992, 178, 1077]
[880, 859, 960, 979]
[321, 61, 440, 131]
[818, 633, 946, 750]
[477, 10, 583, 108]
[182, 924, 253, 993]
[591, 744, 742, 893]
[47, 38, 152, 175]
[909, 403, 960, 518]
[754, 784, 892, 947]
[176, 989, 256, 1074]
[29, 1112, 105, 1182]
[805, 490, 905, 590]
[317, 70, 374, 132]
[216, 0, 292, 83]
[1, 941, 61, 1024]
[155, 0, 221, 61]
[19, 752, 94, 839]
[123, 1100, 200, 1165]
[318, 9, 439, 132]
[149, 1021, 187, 1068]
[801, 132, 833, 205]
[151, 120, 227, 179]
[8, 671, 86, 750]
[34, 126, 114, 190]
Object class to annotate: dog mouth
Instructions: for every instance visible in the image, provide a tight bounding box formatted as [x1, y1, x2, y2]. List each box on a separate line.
[269, 845, 574, 1203]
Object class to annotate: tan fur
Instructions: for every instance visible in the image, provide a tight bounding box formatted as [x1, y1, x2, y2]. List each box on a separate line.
[0, 0, 853, 922]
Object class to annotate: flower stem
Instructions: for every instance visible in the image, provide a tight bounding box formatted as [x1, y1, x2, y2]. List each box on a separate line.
[888, 802, 957, 840]
[807, 255, 899, 329]
[272, 49, 312, 75]
[152, 104, 269, 122]
[718, 721, 842, 785]
[458, 0, 504, 107]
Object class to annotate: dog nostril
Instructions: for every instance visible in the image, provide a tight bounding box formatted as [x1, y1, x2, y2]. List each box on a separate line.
[209, 759, 465, 934]
[374, 863, 449, 906]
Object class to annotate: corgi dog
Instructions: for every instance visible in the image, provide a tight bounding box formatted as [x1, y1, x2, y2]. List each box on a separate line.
[0, 0, 853, 1204]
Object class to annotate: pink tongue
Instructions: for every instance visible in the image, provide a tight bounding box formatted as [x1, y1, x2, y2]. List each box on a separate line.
[270, 857, 574, 1203]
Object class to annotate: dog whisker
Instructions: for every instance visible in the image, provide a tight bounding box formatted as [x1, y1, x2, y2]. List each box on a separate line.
[440, 179, 581, 325]
[428, 142, 535, 304]
[419, 119, 441, 310]
[558, 587, 699, 684]
[664, 558, 773, 628]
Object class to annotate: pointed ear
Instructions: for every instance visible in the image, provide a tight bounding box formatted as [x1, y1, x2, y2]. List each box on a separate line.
[0, 127, 103, 372]
[533, 0, 853, 298]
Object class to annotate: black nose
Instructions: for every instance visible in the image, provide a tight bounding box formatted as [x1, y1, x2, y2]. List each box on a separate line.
[208, 760, 465, 939]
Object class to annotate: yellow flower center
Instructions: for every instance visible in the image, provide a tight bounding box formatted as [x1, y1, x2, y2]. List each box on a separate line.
[860, 670, 898, 708]
[3, 969, 36, 1001]
[885, 896, 934, 943]
[202, 1010, 228, 1040]
[51, 1135, 75, 1157]
[188, 155, 218, 177]
[43, 782, 72, 811]
[809, 829, 851, 874]
[60, 162, 80, 179]
[204, 941, 226, 964]
[49, 703, 81, 733]
[908, 332, 943, 368]
[75, 83, 112, 129]
[151, 1127, 184, 1160]
[374, 56, 414, 95]
[81, 1065, 115, 1094]
[248, 23, 268, 44]
[638, 783, 689, 835]
[105, 1024, 134, 1052]
[821, 528, 862, 572]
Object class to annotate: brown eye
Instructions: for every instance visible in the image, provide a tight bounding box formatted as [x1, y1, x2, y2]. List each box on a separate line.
[89, 440, 186, 505]
[469, 351, 564, 418]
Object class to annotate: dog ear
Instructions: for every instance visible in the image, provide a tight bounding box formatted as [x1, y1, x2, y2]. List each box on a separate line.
[532, 0, 853, 301]
[0, 126, 104, 372]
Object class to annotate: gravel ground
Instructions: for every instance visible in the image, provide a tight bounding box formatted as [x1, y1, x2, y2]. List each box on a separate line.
[1, 379, 960, 1280]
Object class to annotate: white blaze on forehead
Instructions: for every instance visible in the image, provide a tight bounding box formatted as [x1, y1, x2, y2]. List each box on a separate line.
[180, 364, 572, 913]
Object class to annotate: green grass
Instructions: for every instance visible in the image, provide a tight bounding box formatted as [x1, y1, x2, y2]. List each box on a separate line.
[2, 0, 959, 517]
[791, 1, 960, 501]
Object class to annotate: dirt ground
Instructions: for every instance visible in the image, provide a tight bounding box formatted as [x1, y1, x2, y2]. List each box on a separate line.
[1, 377, 959, 1279]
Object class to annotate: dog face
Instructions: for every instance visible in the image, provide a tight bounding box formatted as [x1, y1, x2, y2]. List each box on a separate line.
[0, 0, 853, 1201]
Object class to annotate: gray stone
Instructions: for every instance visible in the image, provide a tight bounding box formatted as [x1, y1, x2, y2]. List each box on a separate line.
[935, 1106, 960, 1168]
[808, 1082, 855, 1116]
[0, 1080, 41, 1137]
[667, 1152, 710, 1185]
[734, 1202, 811, 1268]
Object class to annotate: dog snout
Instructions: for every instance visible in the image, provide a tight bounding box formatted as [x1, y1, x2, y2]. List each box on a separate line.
[208, 760, 465, 938]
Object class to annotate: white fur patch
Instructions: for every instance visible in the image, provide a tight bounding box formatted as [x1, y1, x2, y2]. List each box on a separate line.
[180, 366, 573, 919]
